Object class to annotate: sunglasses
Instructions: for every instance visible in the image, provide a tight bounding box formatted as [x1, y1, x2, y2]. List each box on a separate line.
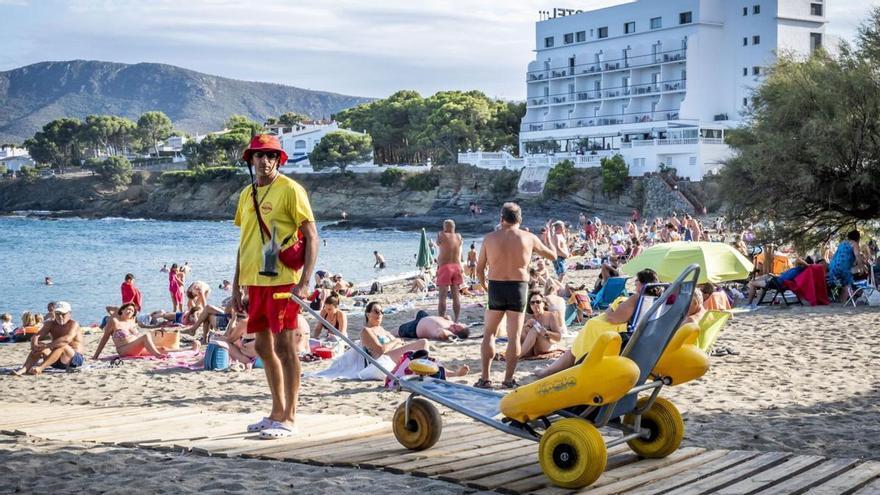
[529, 299, 543, 305]
[371, 308, 383, 314]
[253, 151, 280, 160]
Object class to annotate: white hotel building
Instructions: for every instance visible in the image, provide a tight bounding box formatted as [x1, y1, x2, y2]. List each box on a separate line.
[464, 0, 827, 180]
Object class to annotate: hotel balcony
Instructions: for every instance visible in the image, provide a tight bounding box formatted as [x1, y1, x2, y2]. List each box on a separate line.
[527, 48, 687, 83]
[526, 79, 687, 109]
[520, 109, 683, 132]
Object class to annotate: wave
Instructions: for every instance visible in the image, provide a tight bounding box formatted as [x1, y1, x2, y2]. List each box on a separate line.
[98, 217, 154, 222]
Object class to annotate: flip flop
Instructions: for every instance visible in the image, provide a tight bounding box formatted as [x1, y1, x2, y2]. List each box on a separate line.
[473, 378, 493, 389]
[247, 417, 274, 433]
[724, 346, 740, 356]
[259, 421, 296, 439]
[110, 357, 124, 368]
[501, 379, 519, 389]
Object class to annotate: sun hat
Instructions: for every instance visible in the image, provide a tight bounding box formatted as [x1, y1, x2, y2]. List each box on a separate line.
[242, 134, 288, 165]
[54, 301, 72, 314]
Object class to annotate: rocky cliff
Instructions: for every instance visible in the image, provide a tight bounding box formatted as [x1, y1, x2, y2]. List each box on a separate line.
[0, 165, 707, 231]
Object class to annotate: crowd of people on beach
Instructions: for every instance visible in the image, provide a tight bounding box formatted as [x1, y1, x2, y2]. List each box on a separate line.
[4, 132, 878, 443]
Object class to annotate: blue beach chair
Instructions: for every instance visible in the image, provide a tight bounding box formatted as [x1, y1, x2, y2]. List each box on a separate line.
[590, 276, 629, 310]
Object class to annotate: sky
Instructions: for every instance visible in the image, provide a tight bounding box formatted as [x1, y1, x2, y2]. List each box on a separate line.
[0, 0, 876, 100]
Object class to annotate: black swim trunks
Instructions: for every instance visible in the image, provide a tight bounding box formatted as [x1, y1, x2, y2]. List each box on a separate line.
[398, 310, 429, 339]
[487, 281, 529, 313]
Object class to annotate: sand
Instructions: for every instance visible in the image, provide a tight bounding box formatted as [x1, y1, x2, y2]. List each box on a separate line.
[1, 265, 879, 491]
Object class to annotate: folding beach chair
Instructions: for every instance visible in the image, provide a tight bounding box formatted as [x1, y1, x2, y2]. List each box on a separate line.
[846, 269, 877, 307]
[590, 276, 629, 310]
[696, 310, 732, 352]
[755, 276, 802, 306]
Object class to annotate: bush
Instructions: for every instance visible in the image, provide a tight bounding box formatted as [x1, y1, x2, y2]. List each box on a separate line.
[96, 156, 133, 187]
[379, 167, 405, 187]
[159, 166, 243, 186]
[600, 154, 628, 195]
[18, 165, 39, 183]
[404, 169, 440, 191]
[490, 168, 521, 199]
[543, 160, 580, 198]
[159, 170, 195, 186]
[130, 171, 147, 185]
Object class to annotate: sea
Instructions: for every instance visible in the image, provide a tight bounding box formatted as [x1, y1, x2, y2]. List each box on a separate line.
[0, 215, 481, 325]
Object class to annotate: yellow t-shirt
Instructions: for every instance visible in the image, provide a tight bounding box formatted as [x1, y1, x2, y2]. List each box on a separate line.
[234, 174, 315, 287]
[571, 296, 629, 361]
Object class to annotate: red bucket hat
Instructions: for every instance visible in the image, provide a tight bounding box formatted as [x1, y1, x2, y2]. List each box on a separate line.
[242, 134, 288, 165]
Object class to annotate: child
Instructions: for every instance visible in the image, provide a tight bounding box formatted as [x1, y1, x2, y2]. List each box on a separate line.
[0, 313, 13, 341]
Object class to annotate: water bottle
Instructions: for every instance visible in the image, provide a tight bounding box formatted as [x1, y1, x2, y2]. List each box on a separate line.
[259, 224, 279, 277]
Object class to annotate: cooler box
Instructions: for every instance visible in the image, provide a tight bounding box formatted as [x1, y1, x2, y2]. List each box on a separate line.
[204, 341, 229, 371]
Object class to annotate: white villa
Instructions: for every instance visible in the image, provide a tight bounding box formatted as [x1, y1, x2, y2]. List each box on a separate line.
[266, 120, 374, 171]
[0, 146, 33, 172]
[461, 0, 828, 180]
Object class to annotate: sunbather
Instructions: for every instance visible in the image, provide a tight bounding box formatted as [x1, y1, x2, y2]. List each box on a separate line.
[312, 292, 347, 341]
[519, 292, 562, 358]
[535, 269, 659, 379]
[360, 301, 429, 363]
[746, 258, 808, 305]
[93, 303, 169, 359]
[395, 310, 469, 341]
[222, 311, 257, 366]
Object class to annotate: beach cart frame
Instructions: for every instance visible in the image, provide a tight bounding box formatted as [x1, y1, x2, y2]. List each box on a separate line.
[276, 263, 702, 489]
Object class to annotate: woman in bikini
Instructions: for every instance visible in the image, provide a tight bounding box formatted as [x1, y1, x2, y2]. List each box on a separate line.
[520, 292, 562, 358]
[359, 301, 428, 363]
[313, 292, 347, 341]
[93, 303, 169, 359]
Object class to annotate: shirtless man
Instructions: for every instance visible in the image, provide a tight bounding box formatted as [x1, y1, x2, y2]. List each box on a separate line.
[549, 221, 571, 280]
[12, 301, 84, 376]
[373, 251, 386, 269]
[475, 203, 556, 389]
[396, 310, 470, 341]
[436, 219, 464, 322]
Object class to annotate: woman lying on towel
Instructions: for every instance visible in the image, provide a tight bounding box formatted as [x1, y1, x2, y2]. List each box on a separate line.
[534, 269, 660, 379]
[93, 303, 170, 359]
[360, 301, 429, 363]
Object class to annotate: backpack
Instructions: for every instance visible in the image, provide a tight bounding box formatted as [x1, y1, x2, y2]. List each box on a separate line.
[370, 281, 383, 294]
[204, 341, 229, 371]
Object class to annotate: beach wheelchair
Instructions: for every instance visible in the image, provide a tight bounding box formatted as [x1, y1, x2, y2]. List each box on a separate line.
[276, 264, 709, 489]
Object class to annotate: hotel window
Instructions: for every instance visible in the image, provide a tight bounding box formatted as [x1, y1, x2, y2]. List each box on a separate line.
[743, 97, 748, 107]
[753, 35, 761, 45]
[753, 5, 761, 14]
[743, 7, 748, 16]
[576, 31, 586, 42]
[811, 3, 823, 16]
[811, 32, 823, 51]
[544, 36, 554, 48]
[743, 67, 748, 76]
[679, 11, 692, 24]
[752, 66, 760, 75]
[650, 17, 662, 29]
[598, 26, 608, 38]
[624, 21, 635, 34]
[743, 37, 748, 46]
[564, 33, 574, 44]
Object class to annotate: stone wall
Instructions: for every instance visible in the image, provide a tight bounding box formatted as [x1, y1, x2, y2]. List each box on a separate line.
[642, 176, 696, 217]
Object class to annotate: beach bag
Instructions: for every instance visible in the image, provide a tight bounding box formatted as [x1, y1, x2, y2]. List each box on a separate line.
[370, 281, 383, 294]
[204, 341, 230, 371]
[867, 289, 880, 307]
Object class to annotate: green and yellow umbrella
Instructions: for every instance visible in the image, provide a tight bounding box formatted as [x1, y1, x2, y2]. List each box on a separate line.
[621, 241, 754, 283]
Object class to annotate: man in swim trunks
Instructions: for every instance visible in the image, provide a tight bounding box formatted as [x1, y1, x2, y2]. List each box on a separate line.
[436, 219, 463, 322]
[550, 221, 570, 280]
[373, 251, 386, 269]
[232, 134, 318, 439]
[12, 301, 85, 376]
[465, 242, 478, 279]
[397, 310, 470, 341]
[474, 202, 556, 389]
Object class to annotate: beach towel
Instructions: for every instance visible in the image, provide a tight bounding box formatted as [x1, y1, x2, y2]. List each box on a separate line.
[305, 347, 394, 381]
[784, 264, 829, 306]
[522, 349, 566, 361]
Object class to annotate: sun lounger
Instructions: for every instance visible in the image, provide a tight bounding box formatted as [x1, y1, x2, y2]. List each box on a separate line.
[590, 276, 628, 310]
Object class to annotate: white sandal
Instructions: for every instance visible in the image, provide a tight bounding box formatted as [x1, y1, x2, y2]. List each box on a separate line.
[246, 417, 274, 433]
[259, 421, 296, 439]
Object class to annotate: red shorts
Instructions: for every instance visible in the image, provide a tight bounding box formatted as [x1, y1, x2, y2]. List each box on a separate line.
[436, 263, 463, 286]
[246, 284, 300, 334]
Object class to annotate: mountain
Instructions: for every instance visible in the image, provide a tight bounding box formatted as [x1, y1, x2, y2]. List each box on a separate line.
[0, 60, 373, 143]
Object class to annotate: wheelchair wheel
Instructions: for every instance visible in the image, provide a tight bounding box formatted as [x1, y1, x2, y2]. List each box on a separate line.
[539, 418, 607, 488]
[392, 397, 442, 451]
[625, 397, 684, 458]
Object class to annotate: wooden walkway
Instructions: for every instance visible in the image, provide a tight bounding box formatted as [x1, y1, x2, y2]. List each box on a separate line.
[1, 403, 878, 494]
